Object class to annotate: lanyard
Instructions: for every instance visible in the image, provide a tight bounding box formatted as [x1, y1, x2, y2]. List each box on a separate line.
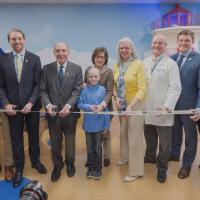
[151, 55, 163, 74]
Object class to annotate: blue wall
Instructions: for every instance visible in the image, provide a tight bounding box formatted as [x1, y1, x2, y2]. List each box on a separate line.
[0, 3, 199, 67]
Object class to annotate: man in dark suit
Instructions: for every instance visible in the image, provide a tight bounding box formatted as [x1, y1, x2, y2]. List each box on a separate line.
[40, 42, 83, 182]
[0, 28, 47, 187]
[169, 29, 200, 179]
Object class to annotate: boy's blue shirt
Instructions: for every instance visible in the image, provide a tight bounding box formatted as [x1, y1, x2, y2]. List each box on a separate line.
[77, 84, 110, 132]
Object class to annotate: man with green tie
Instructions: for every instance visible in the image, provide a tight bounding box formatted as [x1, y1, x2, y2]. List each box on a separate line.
[0, 28, 47, 188]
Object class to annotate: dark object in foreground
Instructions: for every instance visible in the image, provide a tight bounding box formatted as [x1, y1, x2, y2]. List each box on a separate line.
[20, 180, 48, 200]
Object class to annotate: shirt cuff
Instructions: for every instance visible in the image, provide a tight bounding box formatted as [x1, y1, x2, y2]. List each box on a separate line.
[66, 104, 71, 110]
[46, 103, 51, 109]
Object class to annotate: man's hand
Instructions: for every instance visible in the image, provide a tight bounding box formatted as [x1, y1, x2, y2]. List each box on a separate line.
[59, 105, 70, 117]
[156, 107, 170, 116]
[21, 102, 33, 114]
[190, 115, 200, 122]
[190, 108, 200, 121]
[47, 104, 57, 117]
[5, 104, 17, 116]
[157, 107, 170, 112]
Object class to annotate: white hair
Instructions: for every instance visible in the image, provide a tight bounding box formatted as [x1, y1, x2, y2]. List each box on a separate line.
[116, 37, 137, 63]
[53, 41, 70, 52]
[152, 34, 167, 45]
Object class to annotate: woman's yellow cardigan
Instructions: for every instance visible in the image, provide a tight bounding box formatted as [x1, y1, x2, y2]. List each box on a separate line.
[113, 59, 146, 104]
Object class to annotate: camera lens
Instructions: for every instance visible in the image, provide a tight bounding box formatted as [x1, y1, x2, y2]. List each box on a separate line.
[20, 180, 48, 200]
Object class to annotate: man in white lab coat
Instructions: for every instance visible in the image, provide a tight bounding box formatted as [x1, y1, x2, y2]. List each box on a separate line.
[143, 34, 182, 183]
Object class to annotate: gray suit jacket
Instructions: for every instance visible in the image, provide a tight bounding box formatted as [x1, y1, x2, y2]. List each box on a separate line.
[40, 61, 83, 121]
[171, 51, 200, 109]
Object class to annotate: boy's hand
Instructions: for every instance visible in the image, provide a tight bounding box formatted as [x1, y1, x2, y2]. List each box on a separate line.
[90, 105, 98, 112]
[96, 104, 104, 112]
[96, 102, 107, 112]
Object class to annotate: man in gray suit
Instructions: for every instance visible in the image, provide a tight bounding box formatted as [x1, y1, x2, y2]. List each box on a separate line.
[169, 30, 200, 179]
[40, 42, 83, 182]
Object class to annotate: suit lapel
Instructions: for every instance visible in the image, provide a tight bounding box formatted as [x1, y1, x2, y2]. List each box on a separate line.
[51, 62, 60, 91]
[8, 52, 18, 83]
[171, 53, 178, 62]
[62, 61, 71, 89]
[20, 51, 29, 82]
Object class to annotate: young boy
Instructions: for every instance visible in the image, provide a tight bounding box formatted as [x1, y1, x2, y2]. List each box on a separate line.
[78, 67, 110, 180]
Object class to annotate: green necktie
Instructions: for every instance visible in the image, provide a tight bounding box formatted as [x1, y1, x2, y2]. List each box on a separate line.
[16, 55, 23, 81]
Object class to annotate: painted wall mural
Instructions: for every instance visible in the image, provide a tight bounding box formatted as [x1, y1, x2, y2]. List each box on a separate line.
[0, 3, 199, 70]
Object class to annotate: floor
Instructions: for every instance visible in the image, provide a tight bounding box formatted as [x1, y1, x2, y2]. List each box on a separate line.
[0, 116, 200, 200]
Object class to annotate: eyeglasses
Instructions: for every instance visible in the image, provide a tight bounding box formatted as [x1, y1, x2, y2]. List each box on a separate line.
[95, 55, 105, 59]
[119, 47, 131, 50]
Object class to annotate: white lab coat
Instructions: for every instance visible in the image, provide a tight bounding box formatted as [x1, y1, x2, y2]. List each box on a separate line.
[143, 55, 182, 126]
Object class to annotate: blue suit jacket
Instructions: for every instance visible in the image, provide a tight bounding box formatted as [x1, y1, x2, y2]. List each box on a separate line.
[171, 51, 200, 109]
[0, 50, 42, 110]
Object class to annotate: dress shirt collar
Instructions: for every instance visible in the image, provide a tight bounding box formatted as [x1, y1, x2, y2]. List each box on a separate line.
[13, 49, 25, 57]
[179, 49, 192, 57]
[152, 53, 164, 62]
[57, 60, 68, 73]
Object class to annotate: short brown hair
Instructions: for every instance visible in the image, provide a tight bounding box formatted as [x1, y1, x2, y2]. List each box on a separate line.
[92, 47, 108, 65]
[7, 28, 25, 42]
[177, 29, 195, 43]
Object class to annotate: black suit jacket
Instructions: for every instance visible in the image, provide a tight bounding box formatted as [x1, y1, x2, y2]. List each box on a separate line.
[0, 50, 42, 110]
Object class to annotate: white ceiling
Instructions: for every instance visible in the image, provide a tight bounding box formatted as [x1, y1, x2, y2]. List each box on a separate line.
[0, 0, 199, 4]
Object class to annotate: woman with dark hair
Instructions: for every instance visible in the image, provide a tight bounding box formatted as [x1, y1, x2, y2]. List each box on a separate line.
[84, 47, 114, 167]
